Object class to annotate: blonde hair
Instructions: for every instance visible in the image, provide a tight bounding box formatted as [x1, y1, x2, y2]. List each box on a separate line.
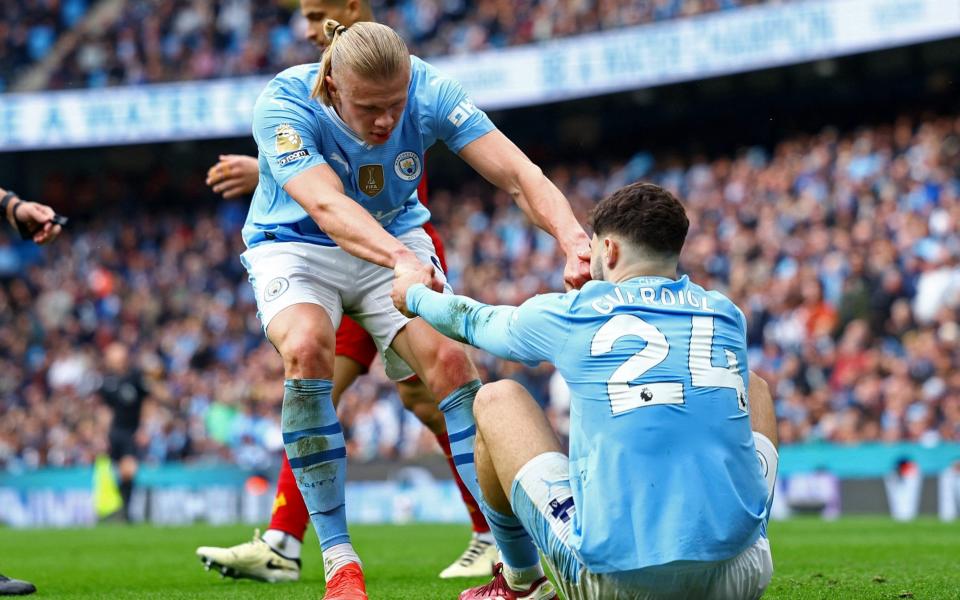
[313, 20, 410, 104]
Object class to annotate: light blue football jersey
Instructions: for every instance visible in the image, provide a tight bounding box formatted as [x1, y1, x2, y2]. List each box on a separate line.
[243, 56, 494, 248]
[408, 275, 769, 573]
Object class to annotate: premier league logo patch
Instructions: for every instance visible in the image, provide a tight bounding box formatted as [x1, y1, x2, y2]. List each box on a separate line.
[275, 124, 303, 154]
[264, 277, 290, 302]
[394, 151, 422, 181]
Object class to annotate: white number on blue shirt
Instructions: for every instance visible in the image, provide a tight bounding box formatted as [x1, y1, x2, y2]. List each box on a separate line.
[590, 315, 745, 415]
[689, 316, 747, 410]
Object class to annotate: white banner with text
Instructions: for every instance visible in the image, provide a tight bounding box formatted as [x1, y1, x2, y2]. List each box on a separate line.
[1, 0, 958, 151]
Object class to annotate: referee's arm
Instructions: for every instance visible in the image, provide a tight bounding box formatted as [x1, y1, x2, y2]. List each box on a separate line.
[0, 186, 63, 244]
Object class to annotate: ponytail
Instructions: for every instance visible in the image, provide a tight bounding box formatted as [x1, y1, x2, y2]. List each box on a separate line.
[313, 19, 349, 103]
[311, 20, 410, 105]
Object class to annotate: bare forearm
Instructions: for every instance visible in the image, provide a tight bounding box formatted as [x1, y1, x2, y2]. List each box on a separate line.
[748, 371, 778, 448]
[309, 197, 414, 268]
[284, 167, 416, 268]
[461, 133, 587, 253]
[513, 163, 588, 253]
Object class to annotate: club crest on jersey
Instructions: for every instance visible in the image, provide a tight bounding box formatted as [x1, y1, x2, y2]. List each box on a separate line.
[358, 164, 385, 197]
[394, 151, 421, 181]
[264, 277, 289, 302]
[275, 124, 303, 154]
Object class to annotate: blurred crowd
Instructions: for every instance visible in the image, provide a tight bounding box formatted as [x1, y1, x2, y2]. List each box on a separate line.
[671, 115, 960, 446]
[5, 0, 774, 91]
[1, 0, 90, 91]
[1, 111, 959, 471]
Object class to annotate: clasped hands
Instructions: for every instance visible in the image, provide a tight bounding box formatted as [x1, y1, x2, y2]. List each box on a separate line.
[391, 256, 443, 318]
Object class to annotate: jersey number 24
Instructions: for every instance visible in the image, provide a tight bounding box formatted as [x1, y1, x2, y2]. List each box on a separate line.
[590, 315, 747, 415]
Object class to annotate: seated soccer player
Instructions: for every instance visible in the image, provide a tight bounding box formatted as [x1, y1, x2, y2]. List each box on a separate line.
[392, 182, 778, 600]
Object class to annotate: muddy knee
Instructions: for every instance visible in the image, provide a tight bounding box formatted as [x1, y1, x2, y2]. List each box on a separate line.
[279, 328, 334, 379]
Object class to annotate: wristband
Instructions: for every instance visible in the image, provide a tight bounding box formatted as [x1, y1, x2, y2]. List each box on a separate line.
[0, 191, 17, 219]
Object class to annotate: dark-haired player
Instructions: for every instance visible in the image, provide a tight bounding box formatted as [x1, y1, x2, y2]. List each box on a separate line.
[395, 183, 778, 600]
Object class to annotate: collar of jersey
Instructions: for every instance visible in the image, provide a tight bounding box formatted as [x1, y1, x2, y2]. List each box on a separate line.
[624, 275, 688, 285]
[321, 103, 373, 150]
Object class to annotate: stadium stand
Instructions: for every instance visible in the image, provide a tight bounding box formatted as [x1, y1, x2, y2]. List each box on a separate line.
[7, 0, 777, 90]
[1, 111, 958, 469]
[0, 0, 92, 91]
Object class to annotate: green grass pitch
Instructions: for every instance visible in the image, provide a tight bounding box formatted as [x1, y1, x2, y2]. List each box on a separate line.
[1, 518, 958, 599]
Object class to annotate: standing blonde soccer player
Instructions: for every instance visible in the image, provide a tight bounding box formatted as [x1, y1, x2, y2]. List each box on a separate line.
[197, 0, 502, 584]
[236, 19, 590, 600]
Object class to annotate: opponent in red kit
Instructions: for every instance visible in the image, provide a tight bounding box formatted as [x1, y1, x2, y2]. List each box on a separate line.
[194, 4, 493, 584]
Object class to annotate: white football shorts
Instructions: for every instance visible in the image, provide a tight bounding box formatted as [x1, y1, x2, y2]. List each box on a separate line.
[511, 451, 775, 600]
[240, 227, 448, 381]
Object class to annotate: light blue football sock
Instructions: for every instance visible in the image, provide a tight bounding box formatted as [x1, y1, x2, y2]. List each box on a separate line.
[281, 378, 349, 550]
[438, 379, 484, 505]
[439, 380, 541, 571]
[484, 504, 540, 570]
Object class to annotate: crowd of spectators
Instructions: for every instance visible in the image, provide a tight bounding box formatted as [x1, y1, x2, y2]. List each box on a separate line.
[0, 0, 90, 91]
[5, 0, 776, 91]
[1, 111, 959, 472]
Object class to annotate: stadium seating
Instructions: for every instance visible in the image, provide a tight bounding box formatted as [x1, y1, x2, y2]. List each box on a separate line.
[0, 0, 91, 91]
[4, 0, 775, 90]
[1, 112, 958, 469]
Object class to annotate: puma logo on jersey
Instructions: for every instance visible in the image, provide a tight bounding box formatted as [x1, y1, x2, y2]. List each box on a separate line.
[372, 206, 404, 224]
[329, 152, 350, 172]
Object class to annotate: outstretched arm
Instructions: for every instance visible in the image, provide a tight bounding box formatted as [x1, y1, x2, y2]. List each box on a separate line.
[393, 272, 571, 366]
[459, 130, 591, 290]
[402, 283, 521, 360]
[0, 187, 62, 245]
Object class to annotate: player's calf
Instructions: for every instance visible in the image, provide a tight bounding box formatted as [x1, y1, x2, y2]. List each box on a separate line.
[464, 381, 571, 598]
[430, 340, 479, 395]
[391, 317, 478, 394]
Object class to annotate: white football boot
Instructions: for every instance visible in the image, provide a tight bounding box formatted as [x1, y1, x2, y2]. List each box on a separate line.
[439, 534, 499, 578]
[196, 529, 301, 583]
